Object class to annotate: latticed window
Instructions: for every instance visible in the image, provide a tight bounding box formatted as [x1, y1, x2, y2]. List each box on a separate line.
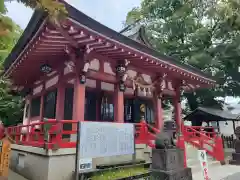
[85, 91, 97, 121]
[43, 89, 57, 119]
[124, 99, 134, 123]
[145, 104, 154, 124]
[101, 94, 114, 122]
[30, 96, 41, 117]
[64, 87, 74, 120]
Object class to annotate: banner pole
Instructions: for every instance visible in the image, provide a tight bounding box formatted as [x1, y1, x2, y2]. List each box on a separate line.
[75, 122, 81, 180]
[132, 125, 136, 164]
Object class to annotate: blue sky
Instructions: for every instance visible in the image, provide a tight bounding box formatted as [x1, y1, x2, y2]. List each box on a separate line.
[5, 0, 140, 31]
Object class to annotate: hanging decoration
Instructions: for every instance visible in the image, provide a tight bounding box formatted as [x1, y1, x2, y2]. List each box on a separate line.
[128, 73, 167, 96]
[180, 80, 186, 95]
[79, 61, 90, 84]
[64, 61, 75, 72]
[116, 59, 130, 92]
[40, 64, 52, 74]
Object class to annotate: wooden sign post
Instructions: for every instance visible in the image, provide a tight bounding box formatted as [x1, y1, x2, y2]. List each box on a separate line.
[0, 137, 11, 178]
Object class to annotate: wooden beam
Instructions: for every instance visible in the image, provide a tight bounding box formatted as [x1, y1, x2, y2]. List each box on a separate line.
[52, 21, 79, 48]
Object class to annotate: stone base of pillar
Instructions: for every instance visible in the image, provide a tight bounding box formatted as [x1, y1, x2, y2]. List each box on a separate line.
[151, 168, 192, 180]
[229, 139, 240, 165]
[229, 152, 240, 165]
[151, 148, 192, 180]
[177, 135, 187, 167]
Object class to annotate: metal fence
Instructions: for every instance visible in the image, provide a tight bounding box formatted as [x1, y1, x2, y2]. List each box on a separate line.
[221, 134, 236, 149]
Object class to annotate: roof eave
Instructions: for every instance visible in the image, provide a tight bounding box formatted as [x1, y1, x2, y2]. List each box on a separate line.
[3, 9, 47, 73]
[4, 3, 215, 83]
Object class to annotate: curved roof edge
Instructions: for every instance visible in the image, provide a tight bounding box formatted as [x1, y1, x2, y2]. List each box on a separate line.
[4, 10, 47, 71]
[3, 2, 215, 82]
[184, 107, 238, 121]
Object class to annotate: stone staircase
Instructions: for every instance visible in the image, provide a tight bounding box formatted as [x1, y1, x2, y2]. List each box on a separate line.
[137, 142, 226, 175]
[186, 143, 221, 174]
[140, 142, 221, 173]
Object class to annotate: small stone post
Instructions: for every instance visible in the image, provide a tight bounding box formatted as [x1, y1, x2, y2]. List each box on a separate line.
[151, 130, 193, 180]
[229, 126, 240, 165]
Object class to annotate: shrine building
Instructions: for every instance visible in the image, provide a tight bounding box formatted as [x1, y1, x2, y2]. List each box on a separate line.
[2, 2, 216, 180]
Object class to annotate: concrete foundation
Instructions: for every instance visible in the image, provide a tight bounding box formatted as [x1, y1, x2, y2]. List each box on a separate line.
[9, 144, 151, 180]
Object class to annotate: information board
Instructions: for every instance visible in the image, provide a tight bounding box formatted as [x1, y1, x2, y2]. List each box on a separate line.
[79, 122, 134, 158]
[198, 150, 210, 180]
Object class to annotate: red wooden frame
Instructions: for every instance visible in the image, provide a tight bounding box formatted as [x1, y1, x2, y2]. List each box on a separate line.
[6, 119, 225, 166]
[6, 119, 158, 149]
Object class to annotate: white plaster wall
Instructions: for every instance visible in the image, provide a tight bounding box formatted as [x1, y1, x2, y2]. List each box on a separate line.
[22, 99, 30, 126]
[9, 144, 151, 180]
[219, 121, 240, 136]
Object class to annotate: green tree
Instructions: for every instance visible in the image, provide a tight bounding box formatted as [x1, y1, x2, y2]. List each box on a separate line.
[125, 0, 240, 111]
[0, 16, 23, 126]
[0, 67, 24, 126]
[1, 0, 66, 36]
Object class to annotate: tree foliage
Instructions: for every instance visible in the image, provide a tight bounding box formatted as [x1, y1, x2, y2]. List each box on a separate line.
[0, 1, 24, 126]
[126, 0, 240, 111]
[0, 17, 23, 126]
[1, 0, 66, 36]
[0, 66, 23, 126]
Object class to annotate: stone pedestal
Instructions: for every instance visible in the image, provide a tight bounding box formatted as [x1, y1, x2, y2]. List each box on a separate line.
[229, 140, 240, 165]
[229, 153, 240, 165]
[151, 148, 192, 180]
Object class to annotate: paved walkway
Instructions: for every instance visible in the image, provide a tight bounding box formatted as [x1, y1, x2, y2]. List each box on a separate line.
[7, 165, 240, 180]
[193, 165, 240, 180]
[223, 172, 240, 180]
[8, 170, 28, 180]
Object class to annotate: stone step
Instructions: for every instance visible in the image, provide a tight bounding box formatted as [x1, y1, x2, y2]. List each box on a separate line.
[185, 142, 215, 159]
[96, 159, 146, 169]
[187, 158, 220, 174]
[186, 142, 220, 174]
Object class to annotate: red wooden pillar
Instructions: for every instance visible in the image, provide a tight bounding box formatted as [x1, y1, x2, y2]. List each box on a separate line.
[153, 93, 164, 130]
[73, 77, 86, 121]
[174, 85, 187, 167]
[55, 84, 65, 121]
[114, 85, 124, 123]
[174, 89, 182, 132]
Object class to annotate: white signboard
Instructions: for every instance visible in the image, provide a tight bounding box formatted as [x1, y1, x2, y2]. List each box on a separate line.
[79, 158, 92, 171]
[79, 122, 134, 158]
[198, 150, 210, 180]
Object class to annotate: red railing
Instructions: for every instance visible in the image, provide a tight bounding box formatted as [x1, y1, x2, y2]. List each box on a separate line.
[6, 120, 225, 163]
[183, 125, 225, 162]
[6, 120, 159, 149]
